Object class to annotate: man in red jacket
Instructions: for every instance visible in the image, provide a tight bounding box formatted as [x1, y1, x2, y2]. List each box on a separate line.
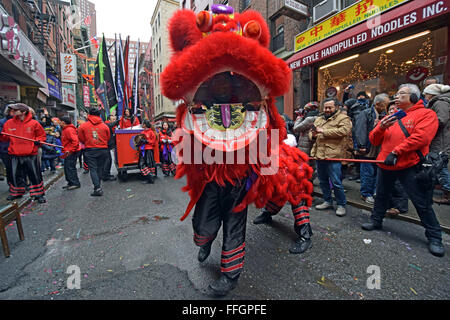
[61, 117, 81, 190]
[78, 108, 110, 196]
[361, 84, 444, 257]
[0, 103, 47, 203]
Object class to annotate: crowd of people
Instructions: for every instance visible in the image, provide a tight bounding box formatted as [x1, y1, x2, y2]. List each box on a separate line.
[0, 104, 177, 201]
[288, 77, 449, 257]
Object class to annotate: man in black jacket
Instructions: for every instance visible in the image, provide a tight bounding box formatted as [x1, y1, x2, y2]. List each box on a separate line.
[353, 93, 390, 204]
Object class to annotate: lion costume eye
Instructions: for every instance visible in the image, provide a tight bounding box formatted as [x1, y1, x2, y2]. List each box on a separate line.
[196, 11, 213, 32]
[243, 20, 261, 40]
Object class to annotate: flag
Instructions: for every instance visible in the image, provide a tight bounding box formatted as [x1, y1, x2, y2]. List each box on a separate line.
[90, 36, 99, 49]
[94, 34, 117, 119]
[115, 34, 126, 119]
[132, 39, 140, 116]
[123, 36, 132, 111]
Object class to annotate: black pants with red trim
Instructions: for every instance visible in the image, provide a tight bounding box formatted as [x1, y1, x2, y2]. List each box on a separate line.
[161, 149, 175, 176]
[139, 149, 157, 180]
[10, 155, 45, 198]
[264, 200, 313, 238]
[192, 179, 248, 280]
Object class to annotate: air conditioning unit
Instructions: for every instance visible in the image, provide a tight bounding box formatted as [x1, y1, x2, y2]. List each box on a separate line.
[313, 0, 341, 24]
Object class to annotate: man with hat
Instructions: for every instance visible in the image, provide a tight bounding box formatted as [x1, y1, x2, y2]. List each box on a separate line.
[0, 103, 47, 203]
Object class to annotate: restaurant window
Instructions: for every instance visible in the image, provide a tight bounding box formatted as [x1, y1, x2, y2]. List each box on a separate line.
[317, 27, 448, 104]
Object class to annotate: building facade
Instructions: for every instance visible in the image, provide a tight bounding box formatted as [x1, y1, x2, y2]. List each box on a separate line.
[151, 0, 179, 122]
[0, 0, 82, 119]
[287, 0, 450, 114]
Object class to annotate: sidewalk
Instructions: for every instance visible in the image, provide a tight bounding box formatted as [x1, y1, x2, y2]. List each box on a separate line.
[313, 178, 450, 234]
[0, 168, 64, 211]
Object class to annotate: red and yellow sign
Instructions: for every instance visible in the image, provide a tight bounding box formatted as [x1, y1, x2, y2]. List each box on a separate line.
[294, 0, 410, 52]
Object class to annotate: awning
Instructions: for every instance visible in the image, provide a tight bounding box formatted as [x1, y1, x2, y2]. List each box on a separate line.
[287, 0, 450, 70]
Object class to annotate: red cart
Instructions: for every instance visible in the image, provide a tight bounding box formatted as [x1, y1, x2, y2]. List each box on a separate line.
[115, 129, 160, 181]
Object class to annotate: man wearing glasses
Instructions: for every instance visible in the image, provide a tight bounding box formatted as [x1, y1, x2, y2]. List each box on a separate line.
[361, 84, 444, 257]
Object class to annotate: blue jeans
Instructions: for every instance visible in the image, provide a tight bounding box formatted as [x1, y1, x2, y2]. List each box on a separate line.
[317, 160, 346, 206]
[437, 166, 450, 191]
[360, 162, 377, 197]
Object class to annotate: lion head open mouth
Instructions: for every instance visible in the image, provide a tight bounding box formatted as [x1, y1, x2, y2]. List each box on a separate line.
[182, 71, 269, 152]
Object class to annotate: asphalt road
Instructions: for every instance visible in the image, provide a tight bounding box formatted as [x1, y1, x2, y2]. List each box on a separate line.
[0, 167, 449, 301]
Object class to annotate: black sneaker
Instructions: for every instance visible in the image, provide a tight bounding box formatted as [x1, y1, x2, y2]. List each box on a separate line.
[361, 220, 382, 231]
[208, 274, 238, 297]
[102, 175, 117, 182]
[90, 188, 103, 197]
[198, 242, 212, 262]
[253, 211, 272, 225]
[67, 185, 81, 190]
[289, 237, 312, 254]
[7, 195, 23, 201]
[34, 196, 47, 204]
[62, 185, 71, 189]
[429, 241, 445, 257]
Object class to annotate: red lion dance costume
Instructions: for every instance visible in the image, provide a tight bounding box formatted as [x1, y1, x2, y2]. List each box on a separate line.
[161, 4, 313, 296]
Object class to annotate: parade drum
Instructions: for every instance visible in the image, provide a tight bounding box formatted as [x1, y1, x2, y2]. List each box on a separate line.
[115, 129, 143, 169]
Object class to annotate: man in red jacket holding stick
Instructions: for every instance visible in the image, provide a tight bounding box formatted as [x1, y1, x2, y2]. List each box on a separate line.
[61, 117, 81, 190]
[78, 108, 111, 197]
[0, 103, 47, 203]
[361, 84, 444, 257]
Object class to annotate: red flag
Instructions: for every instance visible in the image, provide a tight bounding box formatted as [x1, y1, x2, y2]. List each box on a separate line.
[123, 36, 132, 110]
[90, 36, 99, 49]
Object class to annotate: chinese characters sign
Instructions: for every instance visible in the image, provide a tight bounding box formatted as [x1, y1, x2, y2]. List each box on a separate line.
[294, 0, 410, 52]
[0, 11, 46, 87]
[61, 53, 78, 83]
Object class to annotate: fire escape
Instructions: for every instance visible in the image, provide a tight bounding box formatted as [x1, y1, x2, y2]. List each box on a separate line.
[26, 0, 58, 72]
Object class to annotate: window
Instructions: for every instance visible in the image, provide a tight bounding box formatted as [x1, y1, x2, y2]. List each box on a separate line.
[158, 38, 161, 54]
[158, 12, 160, 28]
[241, 0, 251, 11]
[317, 27, 448, 104]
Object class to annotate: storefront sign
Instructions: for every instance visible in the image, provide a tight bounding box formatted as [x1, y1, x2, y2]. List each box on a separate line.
[285, 0, 309, 17]
[289, 0, 450, 69]
[0, 82, 19, 101]
[61, 53, 78, 83]
[62, 83, 76, 109]
[83, 85, 90, 107]
[47, 72, 62, 100]
[294, 0, 410, 52]
[0, 11, 47, 87]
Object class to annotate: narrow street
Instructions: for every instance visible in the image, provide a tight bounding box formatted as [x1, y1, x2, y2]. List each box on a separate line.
[0, 166, 448, 300]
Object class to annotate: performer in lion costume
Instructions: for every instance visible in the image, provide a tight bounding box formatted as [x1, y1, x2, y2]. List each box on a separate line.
[161, 4, 313, 296]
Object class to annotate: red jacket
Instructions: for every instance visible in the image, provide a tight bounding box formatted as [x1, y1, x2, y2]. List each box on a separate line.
[61, 124, 81, 153]
[159, 129, 173, 151]
[370, 101, 438, 171]
[0, 112, 46, 156]
[142, 129, 157, 150]
[119, 117, 140, 129]
[78, 115, 110, 149]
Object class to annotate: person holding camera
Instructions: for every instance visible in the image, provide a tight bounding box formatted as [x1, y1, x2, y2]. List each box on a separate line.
[361, 84, 444, 257]
[353, 93, 390, 204]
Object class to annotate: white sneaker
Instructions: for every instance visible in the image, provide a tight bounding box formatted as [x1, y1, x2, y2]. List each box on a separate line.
[315, 202, 333, 210]
[336, 206, 346, 217]
[365, 196, 375, 205]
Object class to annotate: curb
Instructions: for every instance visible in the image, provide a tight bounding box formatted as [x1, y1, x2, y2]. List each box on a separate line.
[312, 191, 450, 234]
[15, 170, 65, 211]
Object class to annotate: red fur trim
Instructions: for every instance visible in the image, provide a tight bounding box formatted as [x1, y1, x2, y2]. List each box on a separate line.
[161, 32, 292, 100]
[168, 10, 203, 52]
